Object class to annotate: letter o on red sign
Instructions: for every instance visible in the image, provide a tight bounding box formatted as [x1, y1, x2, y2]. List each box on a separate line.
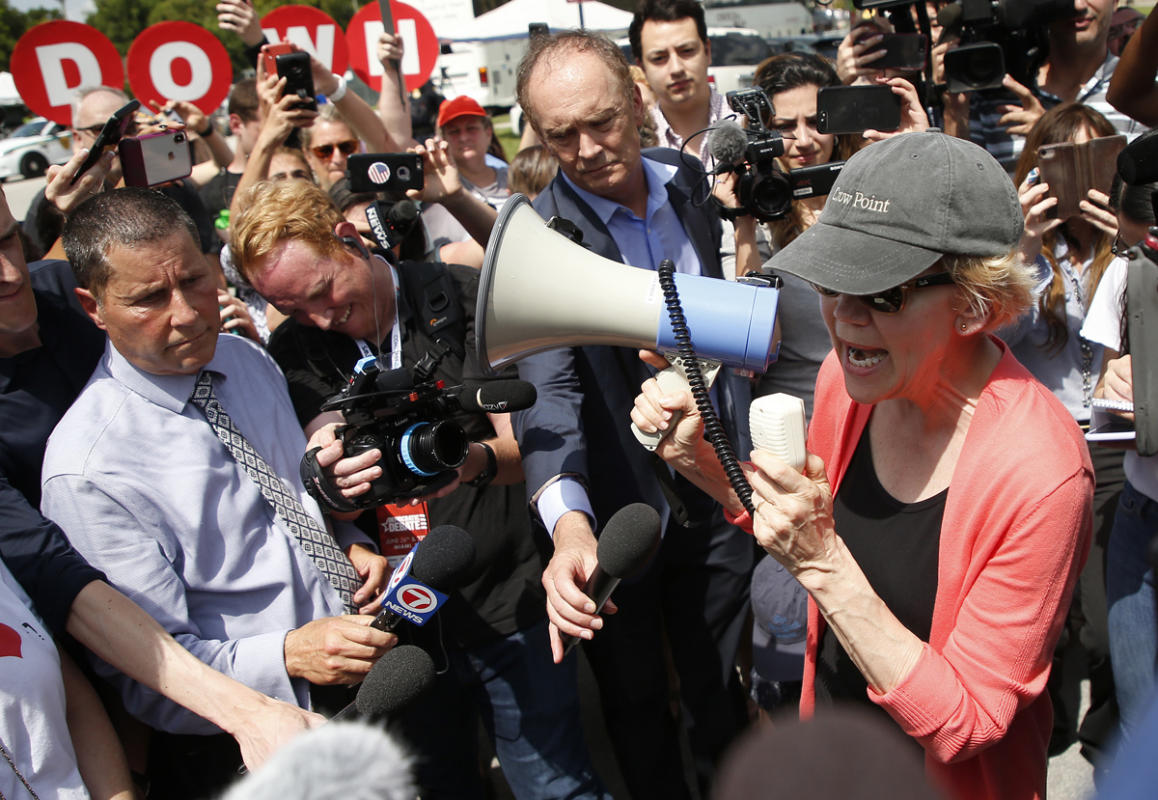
[127, 21, 233, 114]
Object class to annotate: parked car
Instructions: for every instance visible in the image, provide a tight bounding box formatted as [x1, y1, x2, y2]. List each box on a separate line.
[0, 117, 72, 180]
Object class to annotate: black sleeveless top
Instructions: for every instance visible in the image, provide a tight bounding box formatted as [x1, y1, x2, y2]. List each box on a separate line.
[814, 428, 945, 711]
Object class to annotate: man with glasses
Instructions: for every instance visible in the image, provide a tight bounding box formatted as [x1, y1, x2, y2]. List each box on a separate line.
[21, 86, 216, 259]
[512, 29, 752, 799]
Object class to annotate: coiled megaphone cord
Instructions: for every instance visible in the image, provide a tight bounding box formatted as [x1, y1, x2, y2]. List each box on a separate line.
[655, 259, 755, 516]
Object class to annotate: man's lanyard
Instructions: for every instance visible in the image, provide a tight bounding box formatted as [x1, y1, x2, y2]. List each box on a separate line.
[354, 260, 402, 370]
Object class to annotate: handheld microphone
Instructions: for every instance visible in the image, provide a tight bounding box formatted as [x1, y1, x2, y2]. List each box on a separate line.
[450, 379, 537, 414]
[707, 119, 749, 174]
[371, 525, 476, 632]
[560, 503, 662, 656]
[750, 393, 807, 472]
[331, 644, 436, 720]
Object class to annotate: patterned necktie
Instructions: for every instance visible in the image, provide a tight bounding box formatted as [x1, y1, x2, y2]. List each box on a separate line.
[190, 370, 359, 613]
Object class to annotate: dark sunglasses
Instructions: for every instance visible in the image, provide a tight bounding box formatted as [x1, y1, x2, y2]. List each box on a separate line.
[310, 140, 358, 160]
[811, 271, 956, 313]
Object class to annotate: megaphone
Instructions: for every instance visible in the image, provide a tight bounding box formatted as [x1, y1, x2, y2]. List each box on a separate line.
[476, 195, 781, 448]
[477, 194, 780, 372]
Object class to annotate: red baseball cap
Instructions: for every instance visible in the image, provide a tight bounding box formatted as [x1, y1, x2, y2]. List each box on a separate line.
[437, 96, 488, 129]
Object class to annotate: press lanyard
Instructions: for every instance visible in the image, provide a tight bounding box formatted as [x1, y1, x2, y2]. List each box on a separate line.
[354, 260, 402, 370]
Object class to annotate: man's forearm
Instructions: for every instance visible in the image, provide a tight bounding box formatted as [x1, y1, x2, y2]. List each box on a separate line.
[66, 581, 292, 738]
[440, 188, 497, 248]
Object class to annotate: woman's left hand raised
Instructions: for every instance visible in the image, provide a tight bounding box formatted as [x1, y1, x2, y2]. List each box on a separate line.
[745, 449, 840, 576]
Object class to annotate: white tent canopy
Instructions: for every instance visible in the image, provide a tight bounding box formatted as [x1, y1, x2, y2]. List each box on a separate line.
[438, 0, 635, 42]
[0, 73, 22, 106]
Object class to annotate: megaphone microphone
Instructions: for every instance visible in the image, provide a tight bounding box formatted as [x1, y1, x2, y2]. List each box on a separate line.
[476, 195, 781, 448]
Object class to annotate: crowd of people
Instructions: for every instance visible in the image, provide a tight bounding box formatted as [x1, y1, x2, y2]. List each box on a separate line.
[3, 0, 1158, 798]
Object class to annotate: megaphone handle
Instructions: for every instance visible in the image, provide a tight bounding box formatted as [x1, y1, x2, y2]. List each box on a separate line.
[631, 356, 722, 451]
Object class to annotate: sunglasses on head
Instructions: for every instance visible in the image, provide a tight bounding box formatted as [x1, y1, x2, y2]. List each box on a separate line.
[810, 271, 956, 313]
[310, 140, 358, 160]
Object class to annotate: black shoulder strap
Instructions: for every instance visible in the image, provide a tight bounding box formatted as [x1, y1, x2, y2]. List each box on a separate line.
[395, 259, 466, 359]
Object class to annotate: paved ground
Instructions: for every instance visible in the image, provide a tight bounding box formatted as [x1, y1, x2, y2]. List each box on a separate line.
[5, 173, 45, 221]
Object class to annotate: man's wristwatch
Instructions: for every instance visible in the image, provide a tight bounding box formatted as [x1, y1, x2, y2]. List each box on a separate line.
[465, 441, 497, 488]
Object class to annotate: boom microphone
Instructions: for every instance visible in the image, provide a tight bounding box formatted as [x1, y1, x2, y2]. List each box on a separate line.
[708, 119, 749, 173]
[1118, 129, 1158, 186]
[561, 503, 662, 656]
[332, 644, 436, 720]
[371, 524, 476, 632]
[220, 721, 415, 800]
[451, 379, 537, 414]
[935, 3, 963, 44]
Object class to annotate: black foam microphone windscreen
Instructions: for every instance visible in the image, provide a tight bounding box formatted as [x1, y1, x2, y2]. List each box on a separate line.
[370, 525, 476, 632]
[1119, 130, 1158, 186]
[454, 380, 538, 413]
[354, 644, 436, 717]
[408, 525, 476, 591]
[560, 503, 662, 656]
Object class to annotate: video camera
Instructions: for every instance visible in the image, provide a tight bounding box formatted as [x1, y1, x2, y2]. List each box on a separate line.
[300, 345, 537, 512]
[713, 89, 843, 222]
[851, 0, 1073, 93]
[301, 346, 470, 512]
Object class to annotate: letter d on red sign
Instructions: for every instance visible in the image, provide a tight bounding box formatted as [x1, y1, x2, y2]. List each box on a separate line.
[11, 21, 124, 125]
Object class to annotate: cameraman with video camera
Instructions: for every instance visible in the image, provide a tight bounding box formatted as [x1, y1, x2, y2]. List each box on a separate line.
[229, 173, 608, 799]
[931, 0, 1145, 169]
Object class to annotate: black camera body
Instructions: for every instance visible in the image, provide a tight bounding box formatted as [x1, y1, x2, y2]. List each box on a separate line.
[724, 88, 793, 222]
[303, 350, 469, 511]
[942, 0, 1074, 92]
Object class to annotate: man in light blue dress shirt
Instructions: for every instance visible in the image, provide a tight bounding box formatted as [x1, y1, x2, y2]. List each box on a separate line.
[40, 188, 395, 796]
[512, 30, 753, 799]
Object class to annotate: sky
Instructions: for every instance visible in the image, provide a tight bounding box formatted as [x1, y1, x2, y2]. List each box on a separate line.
[11, 0, 93, 22]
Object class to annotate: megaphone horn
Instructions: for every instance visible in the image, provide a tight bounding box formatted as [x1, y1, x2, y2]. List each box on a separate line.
[476, 194, 780, 376]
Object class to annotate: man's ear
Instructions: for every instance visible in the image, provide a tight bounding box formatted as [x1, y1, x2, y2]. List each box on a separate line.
[334, 220, 370, 259]
[702, 36, 711, 64]
[74, 287, 106, 331]
[631, 82, 646, 128]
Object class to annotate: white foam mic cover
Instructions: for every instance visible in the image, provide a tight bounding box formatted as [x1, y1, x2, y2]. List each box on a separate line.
[749, 393, 807, 471]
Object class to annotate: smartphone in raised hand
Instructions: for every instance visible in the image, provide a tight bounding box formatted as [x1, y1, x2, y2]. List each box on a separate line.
[70, 99, 140, 186]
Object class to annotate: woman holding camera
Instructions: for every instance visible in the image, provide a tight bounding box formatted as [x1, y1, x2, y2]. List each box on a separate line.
[633, 133, 1093, 799]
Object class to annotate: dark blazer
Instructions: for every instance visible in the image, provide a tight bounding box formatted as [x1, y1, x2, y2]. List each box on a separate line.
[512, 148, 750, 528]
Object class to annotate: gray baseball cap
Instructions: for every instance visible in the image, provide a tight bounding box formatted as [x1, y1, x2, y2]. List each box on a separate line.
[767, 131, 1023, 294]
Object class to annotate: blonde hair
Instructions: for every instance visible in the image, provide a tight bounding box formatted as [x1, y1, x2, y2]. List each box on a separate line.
[943, 250, 1038, 331]
[229, 179, 346, 282]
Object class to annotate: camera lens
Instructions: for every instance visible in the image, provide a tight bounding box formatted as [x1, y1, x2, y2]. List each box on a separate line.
[399, 421, 469, 476]
[744, 168, 793, 222]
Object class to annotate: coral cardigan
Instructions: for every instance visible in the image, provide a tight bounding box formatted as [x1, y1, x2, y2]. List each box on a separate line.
[734, 341, 1093, 799]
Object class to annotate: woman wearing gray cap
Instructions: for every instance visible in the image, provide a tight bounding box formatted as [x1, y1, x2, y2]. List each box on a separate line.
[632, 131, 1094, 800]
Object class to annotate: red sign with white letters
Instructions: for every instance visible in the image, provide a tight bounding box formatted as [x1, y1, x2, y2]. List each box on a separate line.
[346, 2, 439, 93]
[126, 22, 233, 114]
[11, 21, 124, 125]
[261, 6, 350, 76]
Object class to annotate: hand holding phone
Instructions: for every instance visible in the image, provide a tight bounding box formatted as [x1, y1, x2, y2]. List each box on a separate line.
[816, 85, 901, 135]
[1037, 135, 1126, 220]
[70, 99, 140, 186]
[348, 153, 424, 195]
